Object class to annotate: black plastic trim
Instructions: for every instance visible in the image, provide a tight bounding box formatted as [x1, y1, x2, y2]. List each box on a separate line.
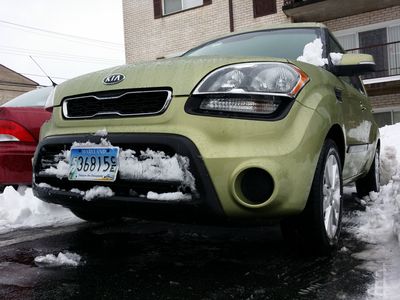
[33, 133, 225, 221]
[185, 94, 295, 121]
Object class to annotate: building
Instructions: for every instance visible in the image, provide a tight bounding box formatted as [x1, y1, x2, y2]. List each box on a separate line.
[0, 64, 38, 105]
[123, 0, 400, 126]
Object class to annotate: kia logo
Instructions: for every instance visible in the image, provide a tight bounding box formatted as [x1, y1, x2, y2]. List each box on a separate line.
[103, 74, 125, 85]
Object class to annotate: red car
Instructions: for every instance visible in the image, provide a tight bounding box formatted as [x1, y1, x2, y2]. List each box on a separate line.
[0, 87, 52, 190]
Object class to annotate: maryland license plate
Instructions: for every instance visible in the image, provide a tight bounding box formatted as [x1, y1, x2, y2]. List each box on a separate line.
[69, 147, 120, 182]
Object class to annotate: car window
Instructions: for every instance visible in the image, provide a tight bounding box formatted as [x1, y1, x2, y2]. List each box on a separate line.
[183, 28, 320, 60]
[2, 86, 53, 107]
[328, 34, 344, 54]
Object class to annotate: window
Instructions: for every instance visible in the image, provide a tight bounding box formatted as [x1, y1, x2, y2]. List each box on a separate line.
[153, 0, 211, 18]
[184, 28, 319, 59]
[335, 23, 400, 79]
[253, 0, 277, 18]
[373, 109, 400, 128]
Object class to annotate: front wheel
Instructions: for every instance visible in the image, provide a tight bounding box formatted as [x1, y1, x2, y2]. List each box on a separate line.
[281, 139, 343, 254]
[356, 149, 380, 198]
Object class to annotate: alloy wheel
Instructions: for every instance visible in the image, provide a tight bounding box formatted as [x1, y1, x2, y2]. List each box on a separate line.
[322, 153, 341, 240]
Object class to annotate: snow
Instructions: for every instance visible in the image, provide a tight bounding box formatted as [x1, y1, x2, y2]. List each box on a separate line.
[94, 128, 108, 137]
[147, 191, 192, 201]
[119, 149, 196, 191]
[34, 251, 82, 268]
[329, 52, 343, 66]
[297, 38, 328, 67]
[40, 139, 197, 192]
[84, 186, 114, 201]
[0, 186, 81, 234]
[347, 122, 400, 299]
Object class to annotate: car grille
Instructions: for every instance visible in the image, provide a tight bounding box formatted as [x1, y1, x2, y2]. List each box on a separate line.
[62, 89, 172, 119]
[34, 142, 193, 196]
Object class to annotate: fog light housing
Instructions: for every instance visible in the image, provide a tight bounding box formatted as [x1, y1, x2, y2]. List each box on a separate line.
[234, 168, 274, 205]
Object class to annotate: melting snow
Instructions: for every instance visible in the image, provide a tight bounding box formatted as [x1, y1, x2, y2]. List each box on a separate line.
[0, 186, 81, 234]
[41, 139, 196, 192]
[119, 149, 196, 191]
[84, 186, 114, 201]
[147, 191, 192, 201]
[34, 251, 82, 268]
[94, 128, 108, 137]
[329, 52, 343, 65]
[297, 38, 328, 67]
[347, 123, 400, 299]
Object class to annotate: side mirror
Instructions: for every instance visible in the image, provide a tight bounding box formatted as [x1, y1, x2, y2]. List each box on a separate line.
[332, 53, 375, 76]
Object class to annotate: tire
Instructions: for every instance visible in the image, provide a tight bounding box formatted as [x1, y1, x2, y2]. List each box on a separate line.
[70, 207, 120, 222]
[356, 149, 380, 198]
[281, 139, 343, 254]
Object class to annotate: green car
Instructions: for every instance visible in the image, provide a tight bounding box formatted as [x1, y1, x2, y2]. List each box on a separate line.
[33, 23, 379, 253]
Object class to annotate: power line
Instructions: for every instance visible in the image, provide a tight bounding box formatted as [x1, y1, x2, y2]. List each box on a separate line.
[20, 73, 69, 80]
[0, 45, 124, 64]
[0, 49, 124, 65]
[0, 19, 124, 50]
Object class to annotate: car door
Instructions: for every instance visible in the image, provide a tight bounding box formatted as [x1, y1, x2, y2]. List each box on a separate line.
[341, 76, 374, 180]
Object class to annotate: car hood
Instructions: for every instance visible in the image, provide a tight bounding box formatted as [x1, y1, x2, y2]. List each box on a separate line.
[54, 56, 289, 105]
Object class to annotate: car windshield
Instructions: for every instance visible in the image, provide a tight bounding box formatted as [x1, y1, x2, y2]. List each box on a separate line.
[2, 86, 53, 107]
[184, 28, 320, 60]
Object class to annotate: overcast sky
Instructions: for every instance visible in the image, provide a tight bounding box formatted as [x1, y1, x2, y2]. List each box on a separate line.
[0, 0, 125, 86]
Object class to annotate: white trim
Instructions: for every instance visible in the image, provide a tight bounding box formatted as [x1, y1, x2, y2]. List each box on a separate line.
[334, 19, 400, 37]
[363, 75, 400, 85]
[373, 106, 400, 113]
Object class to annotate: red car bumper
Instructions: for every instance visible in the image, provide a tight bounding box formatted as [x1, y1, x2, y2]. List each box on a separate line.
[0, 142, 36, 185]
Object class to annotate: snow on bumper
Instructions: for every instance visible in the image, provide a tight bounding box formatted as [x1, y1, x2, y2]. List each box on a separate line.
[32, 134, 224, 220]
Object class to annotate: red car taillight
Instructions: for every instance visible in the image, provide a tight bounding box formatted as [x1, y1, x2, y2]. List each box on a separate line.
[0, 120, 35, 142]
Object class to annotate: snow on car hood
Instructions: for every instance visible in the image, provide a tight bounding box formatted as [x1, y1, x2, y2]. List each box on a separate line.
[53, 56, 288, 105]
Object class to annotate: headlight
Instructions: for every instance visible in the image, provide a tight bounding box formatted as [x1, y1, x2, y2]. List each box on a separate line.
[187, 63, 309, 120]
[194, 62, 309, 97]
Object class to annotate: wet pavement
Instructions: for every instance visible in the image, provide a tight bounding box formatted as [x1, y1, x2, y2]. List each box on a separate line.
[0, 194, 374, 300]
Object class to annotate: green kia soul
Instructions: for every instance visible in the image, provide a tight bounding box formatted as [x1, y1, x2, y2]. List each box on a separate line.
[33, 23, 379, 253]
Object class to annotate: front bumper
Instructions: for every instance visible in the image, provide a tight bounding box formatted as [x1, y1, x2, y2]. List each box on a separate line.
[33, 133, 225, 221]
[34, 95, 326, 221]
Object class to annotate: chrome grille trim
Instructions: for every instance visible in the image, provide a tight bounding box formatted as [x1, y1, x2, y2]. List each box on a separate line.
[62, 90, 172, 119]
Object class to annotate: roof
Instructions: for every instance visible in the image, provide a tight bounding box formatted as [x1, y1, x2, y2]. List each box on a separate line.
[0, 64, 38, 87]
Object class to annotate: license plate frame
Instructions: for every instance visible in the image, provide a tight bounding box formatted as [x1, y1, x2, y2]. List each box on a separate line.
[68, 146, 120, 182]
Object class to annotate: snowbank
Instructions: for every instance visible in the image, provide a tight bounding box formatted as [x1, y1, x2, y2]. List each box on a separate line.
[0, 186, 81, 234]
[348, 123, 400, 299]
[34, 251, 82, 268]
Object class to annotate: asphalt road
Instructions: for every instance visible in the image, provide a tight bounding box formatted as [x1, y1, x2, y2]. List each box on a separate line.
[0, 194, 373, 300]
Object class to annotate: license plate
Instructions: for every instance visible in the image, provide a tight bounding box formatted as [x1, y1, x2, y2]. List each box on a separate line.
[69, 147, 120, 182]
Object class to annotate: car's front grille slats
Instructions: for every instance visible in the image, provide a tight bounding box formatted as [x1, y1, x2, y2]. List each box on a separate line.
[62, 89, 172, 119]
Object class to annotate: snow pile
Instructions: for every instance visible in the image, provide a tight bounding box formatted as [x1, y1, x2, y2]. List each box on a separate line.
[329, 52, 343, 65]
[147, 191, 192, 201]
[0, 186, 81, 234]
[297, 38, 328, 67]
[83, 186, 114, 201]
[348, 123, 400, 299]
[41, 140, 196, 192]
[43, 150, 70, 179]
[381, 146, 398, 185]
[94, 128, 108, 137]
[34, 251, 82, 268]
[119, 149, 196, 191]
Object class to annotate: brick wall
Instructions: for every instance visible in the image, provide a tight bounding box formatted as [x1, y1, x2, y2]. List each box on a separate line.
[325, 6, 400, 32]
[123, 0, 290, 63]
[370, 93, 400, 110]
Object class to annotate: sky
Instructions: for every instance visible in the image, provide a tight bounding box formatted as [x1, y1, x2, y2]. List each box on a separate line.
[0, 0, 125, 86]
